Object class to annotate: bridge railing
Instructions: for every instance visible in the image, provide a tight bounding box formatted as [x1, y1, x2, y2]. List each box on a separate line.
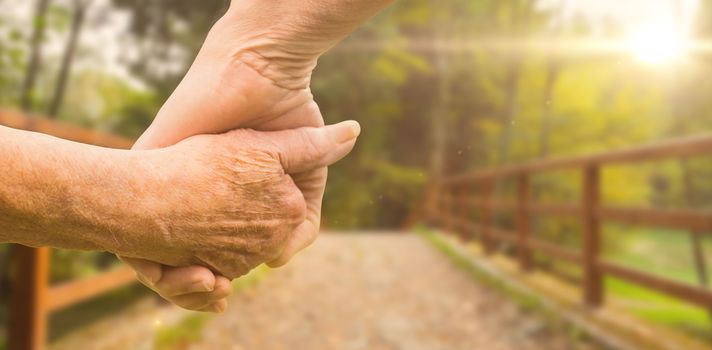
[429, 134, 712, 309]
[0, 110, 138, 350]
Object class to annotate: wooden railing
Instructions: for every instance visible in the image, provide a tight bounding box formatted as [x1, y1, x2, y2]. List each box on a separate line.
[0, 110, 138, 350]
[428, 134, 712, 309]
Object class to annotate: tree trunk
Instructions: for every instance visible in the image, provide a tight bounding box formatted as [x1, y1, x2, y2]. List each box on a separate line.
[496, 58, 522, 166]
[428, 0, 448, 180]
[430, 52, 449, 179]
[47, 0, 90, 118]
[20, 0, 51, 112]
[539, 60, 560, 159]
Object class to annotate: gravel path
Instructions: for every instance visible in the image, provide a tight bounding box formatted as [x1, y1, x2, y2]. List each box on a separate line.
[191, 232, 580, 350]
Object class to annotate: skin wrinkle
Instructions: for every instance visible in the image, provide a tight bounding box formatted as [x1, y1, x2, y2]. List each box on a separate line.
[223, 0, 394, 90]
[115, 0, 382, 309]
[0, 124, 343, 280]
[122, 131, 308, 276]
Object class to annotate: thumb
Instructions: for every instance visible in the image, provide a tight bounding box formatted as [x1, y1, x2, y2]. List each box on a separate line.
[271, 120, 360, 174]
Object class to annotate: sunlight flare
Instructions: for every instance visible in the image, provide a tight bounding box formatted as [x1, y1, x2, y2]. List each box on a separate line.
[626, 23, 690, 65]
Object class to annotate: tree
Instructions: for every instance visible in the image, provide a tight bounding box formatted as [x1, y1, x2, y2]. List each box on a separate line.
[47, 0, 92, 118]
[19, 0, 51, 112]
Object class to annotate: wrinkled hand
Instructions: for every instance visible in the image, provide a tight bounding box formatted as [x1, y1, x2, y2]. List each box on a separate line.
[123, 122, 358, 312]
[122, 0, 390, 312]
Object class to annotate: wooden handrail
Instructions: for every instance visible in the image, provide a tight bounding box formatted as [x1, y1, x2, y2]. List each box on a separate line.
[0, 109, 133, 149]
[431, 132, 712, 310]
[598, 207, 712, 232]
[1, 110, 138, 350]
[441, 196, 712, 233]
[442, 133, 712, 184]
[46, 267, 137, 312]
[600, 261, 712, 307]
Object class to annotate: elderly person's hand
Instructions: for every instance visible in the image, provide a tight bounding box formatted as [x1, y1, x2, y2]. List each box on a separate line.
[121, 0, 393, 312]
[126, 122, 358, 311]
[125, 123, 358, 276]
[0, 121, 357, 312]
[0, 121, 360, 311]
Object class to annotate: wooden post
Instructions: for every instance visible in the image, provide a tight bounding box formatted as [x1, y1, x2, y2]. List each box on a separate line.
[431, 182, 444, 227]
[582, 166, 603, 307]
[444, 185, 455, 235]
[517, 174, 533, 271]
[9, 246, 50, 350]
[429, 182, 442, 227]
[408, 180, 436, 229]
[457, 183, 471, 241]
[481, 178, 494, 254]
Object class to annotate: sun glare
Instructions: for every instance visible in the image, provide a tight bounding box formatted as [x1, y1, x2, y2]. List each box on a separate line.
[626, 23, 690, 65]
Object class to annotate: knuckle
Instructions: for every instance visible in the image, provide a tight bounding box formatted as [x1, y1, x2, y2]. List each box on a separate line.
[267, 255, 290, 268]
[212, 282, 233, 300]
[277, 188, 307, 224]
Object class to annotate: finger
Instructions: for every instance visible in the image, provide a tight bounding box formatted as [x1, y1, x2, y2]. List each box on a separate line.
[268, 168, 326, 267]
[267, 220, 319, 267]
[198, 299, 229, 314]
[269, 120, 360, 174]
[154, 266, 216, 297]
[120, 257, 163, 285]
[169, 276, 232, 311]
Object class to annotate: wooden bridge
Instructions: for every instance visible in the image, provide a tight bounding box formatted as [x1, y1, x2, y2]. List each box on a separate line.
[2, 109, 712, 350]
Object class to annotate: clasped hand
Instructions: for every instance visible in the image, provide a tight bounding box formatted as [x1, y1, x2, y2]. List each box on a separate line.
[119, 0, 392, 312]
[120, 123, 358, 312]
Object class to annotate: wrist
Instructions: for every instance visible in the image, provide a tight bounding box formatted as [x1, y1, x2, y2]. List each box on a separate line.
[213, 11, 319, 90]
[46, 146, 153, 254]
[84, 149, 173, 257]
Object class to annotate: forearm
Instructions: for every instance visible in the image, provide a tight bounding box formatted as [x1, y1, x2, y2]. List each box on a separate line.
[0, 126, 150, 252]
[230, 0, 393, 42]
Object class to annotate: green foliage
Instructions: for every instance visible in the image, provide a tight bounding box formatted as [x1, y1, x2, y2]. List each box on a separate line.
[49, 284, 151, 341]
[607, 278, 711, 340]
[3, 0, 711, 230]
[50, 250, 122, 284]
[56, 71, 159, 138]
[154, 313, 210, 350]
[47, 4, 72, 32]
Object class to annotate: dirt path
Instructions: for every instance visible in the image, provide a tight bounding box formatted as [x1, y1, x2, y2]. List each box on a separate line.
[191, 232, 581, 350]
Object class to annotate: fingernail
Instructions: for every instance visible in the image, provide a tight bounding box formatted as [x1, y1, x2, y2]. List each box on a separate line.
[195, 280, 215, 293]
[330, 120, 361, 144]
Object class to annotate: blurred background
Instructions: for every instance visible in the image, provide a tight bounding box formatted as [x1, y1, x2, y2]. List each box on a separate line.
[2, 0, 712, 349]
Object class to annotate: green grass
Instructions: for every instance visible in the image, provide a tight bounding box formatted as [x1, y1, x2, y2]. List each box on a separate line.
[154, 313, 210, 350]
[602, 226, 712, 285]
[425, 224, 712, 341]
[600, 226, 712, 337]
[607, 277, 712, 339]
[153, 264, 271, 350]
